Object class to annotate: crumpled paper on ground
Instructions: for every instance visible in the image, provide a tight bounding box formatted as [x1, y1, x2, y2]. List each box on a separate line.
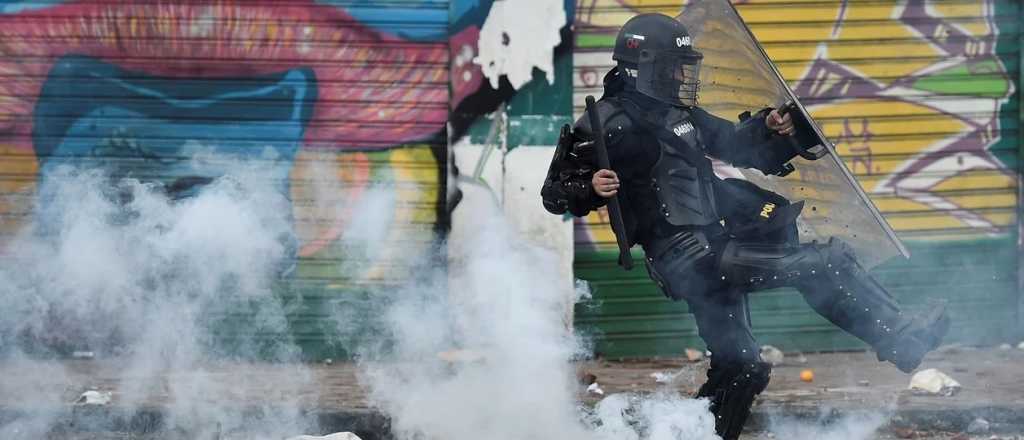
[908, 368, 961, 396]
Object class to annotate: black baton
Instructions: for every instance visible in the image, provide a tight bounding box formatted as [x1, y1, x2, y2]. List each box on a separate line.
[585, 95, 633, 270]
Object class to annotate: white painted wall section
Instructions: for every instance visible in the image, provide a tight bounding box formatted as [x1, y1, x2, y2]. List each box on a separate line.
[504, 146, 575, 323]
[473, 0, 566, 90]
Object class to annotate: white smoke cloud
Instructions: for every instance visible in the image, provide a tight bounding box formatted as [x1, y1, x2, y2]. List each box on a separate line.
[354, 191, 721, 440]
[765, 410, 889, 440]
[0, 156, 316, 439]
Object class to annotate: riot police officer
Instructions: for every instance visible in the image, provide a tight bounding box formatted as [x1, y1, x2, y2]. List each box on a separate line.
[542, 13, 949, 440]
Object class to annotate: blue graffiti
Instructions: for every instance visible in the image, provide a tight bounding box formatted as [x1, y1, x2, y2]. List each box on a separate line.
[0, 0, 68, 14]
[315, 0, 450, 41]
[32, 55, 316, 272]
[34, 55, 315, 195]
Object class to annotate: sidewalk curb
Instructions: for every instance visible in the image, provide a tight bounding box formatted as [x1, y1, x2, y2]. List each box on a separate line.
[0, 406, 391, 440]
[748, 404, 1024, 433]
[4, 403, 1024, 437]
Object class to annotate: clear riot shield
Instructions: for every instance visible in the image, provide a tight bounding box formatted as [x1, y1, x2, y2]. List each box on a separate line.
[677, 0, 908, 268]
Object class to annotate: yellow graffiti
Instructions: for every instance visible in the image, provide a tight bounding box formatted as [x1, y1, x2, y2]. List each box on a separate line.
[574, 0, 1015, 246]
[0, 147, 38, 244]
[290, 145, 440, 283]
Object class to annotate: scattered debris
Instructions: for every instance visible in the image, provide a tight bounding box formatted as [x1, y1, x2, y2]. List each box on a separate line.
[684, 348, 704, 362]
[586, 382, 605, 396]
[793, 352, 808, 364]
[577, 371, 597, 386]
[892, 427, 917, 439]
[799, 369, 814, 382]
[71, 351, 95, 359]
[908, 368, 961, 396]
[75, 390, 112, 406]
[998, 343, 1012, 350]
[650, 370, 681, 384]
[760, 345, 785, 366]
[936, 343, 965, 355]
[857, 380, 870, 387]
[966, 417, 991, 434]
[949, 433, 968, 440]
[287, 433, 363, 440]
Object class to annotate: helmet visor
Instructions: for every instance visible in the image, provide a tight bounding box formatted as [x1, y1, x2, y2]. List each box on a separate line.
[636, 48, 703, 107]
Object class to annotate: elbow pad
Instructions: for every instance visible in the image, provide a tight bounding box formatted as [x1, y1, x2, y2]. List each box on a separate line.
[541, 124, 604, 216]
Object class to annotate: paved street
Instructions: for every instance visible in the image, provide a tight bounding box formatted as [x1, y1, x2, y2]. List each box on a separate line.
[2, 345, 1022, 439]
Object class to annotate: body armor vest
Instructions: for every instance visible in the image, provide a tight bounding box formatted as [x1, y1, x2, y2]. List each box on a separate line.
[620, 100, 721, 226]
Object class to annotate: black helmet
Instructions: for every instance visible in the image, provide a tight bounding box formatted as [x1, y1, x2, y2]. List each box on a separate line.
[612, 13, 702, 107]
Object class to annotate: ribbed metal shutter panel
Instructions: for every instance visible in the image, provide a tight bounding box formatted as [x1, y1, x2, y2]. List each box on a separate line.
[0, 1, 448, 359]
[573, 0, 1021, 358]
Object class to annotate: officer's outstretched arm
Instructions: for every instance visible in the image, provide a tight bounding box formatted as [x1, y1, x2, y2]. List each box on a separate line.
[692, 107, 798, 175]
[541, 124, 610, 217]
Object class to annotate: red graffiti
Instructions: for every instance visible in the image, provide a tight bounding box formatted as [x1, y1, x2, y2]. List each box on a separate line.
[0, 0, 470, 152]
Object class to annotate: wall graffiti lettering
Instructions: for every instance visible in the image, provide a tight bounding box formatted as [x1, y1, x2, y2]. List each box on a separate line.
[572, 0, 1018, 250]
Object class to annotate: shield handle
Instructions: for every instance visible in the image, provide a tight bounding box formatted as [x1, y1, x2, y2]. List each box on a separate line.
[778, 101, 828, 161]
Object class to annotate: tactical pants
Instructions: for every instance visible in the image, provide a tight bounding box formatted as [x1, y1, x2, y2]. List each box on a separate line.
[643, 228, 948, 440]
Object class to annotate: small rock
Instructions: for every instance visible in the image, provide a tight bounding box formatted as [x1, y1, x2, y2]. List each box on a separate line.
[650, 371, 670, 383]
[684, 348, 704, 362]
[892, 426, 917, 438]
[287, 433, 363, 440]
[937, 343, 964, 354]
[650, 370, 683, 384]
[1017, 341, 1024, 351]
[857, 380, 870, 387]
[586, 382, 605, 396]
[75, 390, 112, 406]
[908, 368, 961, 396]
[760, 345, 784, 366]
[72, 351, 95, 359]
[578, 372, 597, 386]
[323, 358, 333, 365]
[967, 418, 991, 434]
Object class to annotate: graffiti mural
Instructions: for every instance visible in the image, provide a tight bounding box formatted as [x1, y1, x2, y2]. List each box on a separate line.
[0, 0, 462, 281]
[572, 0, 1017, 250]
[0, 0, 578, 285]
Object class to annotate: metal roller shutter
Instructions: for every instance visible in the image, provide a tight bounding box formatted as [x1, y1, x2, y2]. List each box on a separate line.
[573, 0, 1022, 358]
[0, 0, 449, 359]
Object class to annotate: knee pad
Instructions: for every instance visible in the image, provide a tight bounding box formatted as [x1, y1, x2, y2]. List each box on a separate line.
[718, 237, 864, 291]
[718, 240, 824, 290]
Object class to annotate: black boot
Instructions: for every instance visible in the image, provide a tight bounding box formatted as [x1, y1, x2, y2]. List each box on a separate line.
[797, 238, 950, 373]
[697, 360, 772, 440]
[719, 237, 950, 373]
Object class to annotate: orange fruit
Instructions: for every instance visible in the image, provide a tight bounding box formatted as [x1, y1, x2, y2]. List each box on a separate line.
[800, 369, 814, 382]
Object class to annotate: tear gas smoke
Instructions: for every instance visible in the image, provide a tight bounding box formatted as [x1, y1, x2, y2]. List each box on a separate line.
[0, 150, 885, 440]
[765, 409, 889, 440]
[0, 157, 316, 439]
[354, 194, 721, 440]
